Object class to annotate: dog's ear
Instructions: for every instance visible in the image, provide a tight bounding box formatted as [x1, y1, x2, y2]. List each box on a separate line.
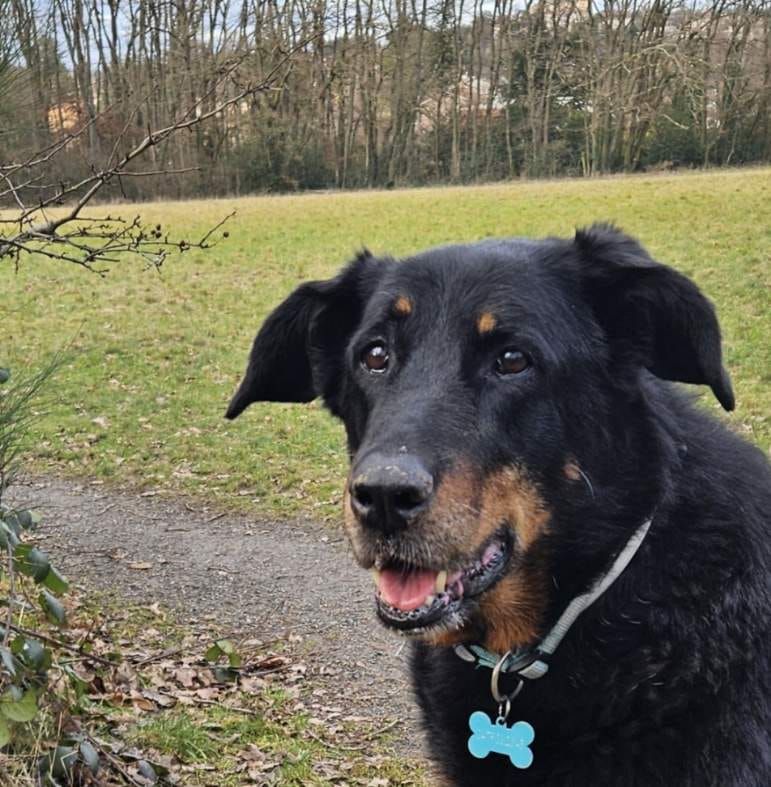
[574, 224, 734, 411]
[226, 251, 387, 419]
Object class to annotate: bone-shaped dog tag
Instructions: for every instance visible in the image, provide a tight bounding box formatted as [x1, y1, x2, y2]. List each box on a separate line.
[467, 710, 534, 769]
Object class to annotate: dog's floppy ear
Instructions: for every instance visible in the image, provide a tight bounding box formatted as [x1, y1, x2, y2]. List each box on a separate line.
[226, 251, 387, 419]
[574, 224, 734, 411]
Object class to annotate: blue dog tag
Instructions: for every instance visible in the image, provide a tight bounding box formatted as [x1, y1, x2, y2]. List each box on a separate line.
[467, 710, 534, 769]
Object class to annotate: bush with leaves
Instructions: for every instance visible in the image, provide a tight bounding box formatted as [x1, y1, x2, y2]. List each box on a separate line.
[0, 364, 103, 783]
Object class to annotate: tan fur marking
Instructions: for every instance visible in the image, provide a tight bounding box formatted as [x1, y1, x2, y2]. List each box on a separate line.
[475, 467, 550, 650]
[424, 621, 483, 648]
[418, 464, 551, 649]
[432, 465, 477, 515]
[476, 311, 497, 334]
[393, 295, 413, 316]
[564, 460, 582, 481]
[478, 466, 550, 551]
[480, 565, 547, 652]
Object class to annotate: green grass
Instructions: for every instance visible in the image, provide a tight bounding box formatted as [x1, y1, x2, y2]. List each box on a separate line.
[2, 168, 770, 520]
[127, 703, 425, 786]
[129, 711, 221, 764]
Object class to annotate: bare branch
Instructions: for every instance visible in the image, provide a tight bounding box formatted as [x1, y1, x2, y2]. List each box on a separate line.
[0, 34, 316, 270]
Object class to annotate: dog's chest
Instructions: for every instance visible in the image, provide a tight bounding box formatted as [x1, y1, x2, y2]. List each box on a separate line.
[412, 646, 709, 787]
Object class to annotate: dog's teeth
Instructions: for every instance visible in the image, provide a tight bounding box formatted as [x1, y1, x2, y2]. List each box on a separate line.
[370, 568, 381, 585]
[424, 594, 436, 606]
[435, 570, 448, 593]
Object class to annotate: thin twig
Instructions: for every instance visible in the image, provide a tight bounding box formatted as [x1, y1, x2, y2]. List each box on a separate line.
[132, 647, 183, 667]
[8, 623, 115, 667]
[362, 718, 400, 741]
[305, 728, 366, 752]
[88, 736, 147, 786]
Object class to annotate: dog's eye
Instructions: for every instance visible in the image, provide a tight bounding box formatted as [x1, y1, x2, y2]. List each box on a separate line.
[495, 349, 530, 376]
[362, 343, 389, 374]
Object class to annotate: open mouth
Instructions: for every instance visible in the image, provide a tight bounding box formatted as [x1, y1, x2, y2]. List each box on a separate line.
[371, 528, 512, 634]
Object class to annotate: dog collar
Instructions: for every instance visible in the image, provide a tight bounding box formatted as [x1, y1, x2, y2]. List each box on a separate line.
[454, 515, 653, 682]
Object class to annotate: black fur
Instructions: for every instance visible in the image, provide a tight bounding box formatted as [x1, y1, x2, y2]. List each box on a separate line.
[227, 225, 770, 786]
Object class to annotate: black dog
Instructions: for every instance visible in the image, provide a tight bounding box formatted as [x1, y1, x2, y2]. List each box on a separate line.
[226, 225, 770, 786]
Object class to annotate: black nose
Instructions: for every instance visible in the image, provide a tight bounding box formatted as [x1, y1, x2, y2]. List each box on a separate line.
[349, 454, 434, 532]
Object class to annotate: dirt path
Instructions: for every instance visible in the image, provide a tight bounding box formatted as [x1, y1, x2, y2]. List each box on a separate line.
[9, 476, 421, 741]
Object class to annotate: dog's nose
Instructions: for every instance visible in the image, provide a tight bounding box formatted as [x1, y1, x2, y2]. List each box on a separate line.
[349, 454, 434, 532]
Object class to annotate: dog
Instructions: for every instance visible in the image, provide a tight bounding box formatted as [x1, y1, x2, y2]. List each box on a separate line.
[226, 225, 770, 786]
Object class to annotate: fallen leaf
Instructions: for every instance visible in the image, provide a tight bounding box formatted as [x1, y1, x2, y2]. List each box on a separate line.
[142, 689, 177, 708]
[173, 668, 197, 688]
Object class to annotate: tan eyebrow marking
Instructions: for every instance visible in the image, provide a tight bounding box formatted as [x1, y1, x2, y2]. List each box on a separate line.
[477, 312, 497, 334]
[393, 295, 413, 316]
[564, 460, 582, 481]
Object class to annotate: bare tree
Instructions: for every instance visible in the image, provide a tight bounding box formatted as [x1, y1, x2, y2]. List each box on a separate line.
[0, 44, 307, 271]
[1, 0, 768, 197]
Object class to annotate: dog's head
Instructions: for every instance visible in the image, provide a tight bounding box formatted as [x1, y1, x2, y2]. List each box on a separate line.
[227, 225, 733, 651]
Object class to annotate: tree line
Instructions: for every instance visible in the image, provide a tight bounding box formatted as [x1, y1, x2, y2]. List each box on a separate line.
[1, 0, 769, 200]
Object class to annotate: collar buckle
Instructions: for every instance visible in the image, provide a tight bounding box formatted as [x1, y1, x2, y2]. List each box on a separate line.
[453, 644, 550, 680]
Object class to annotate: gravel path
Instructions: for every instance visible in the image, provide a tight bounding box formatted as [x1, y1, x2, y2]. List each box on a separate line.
[8, 476, 421, 741]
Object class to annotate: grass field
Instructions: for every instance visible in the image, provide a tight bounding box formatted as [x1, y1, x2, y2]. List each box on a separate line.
[2, 168, 770, 520]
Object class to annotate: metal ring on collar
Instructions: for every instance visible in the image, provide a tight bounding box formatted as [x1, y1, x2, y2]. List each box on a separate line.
[500, 648, 540, 674]
[491, 650, 524, 704]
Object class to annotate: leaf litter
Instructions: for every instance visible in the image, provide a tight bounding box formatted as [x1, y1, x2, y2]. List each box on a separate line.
[1, 591, 425, 785]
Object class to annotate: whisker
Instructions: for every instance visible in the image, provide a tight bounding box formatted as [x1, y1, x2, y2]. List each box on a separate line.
[577, 467, 596, 499]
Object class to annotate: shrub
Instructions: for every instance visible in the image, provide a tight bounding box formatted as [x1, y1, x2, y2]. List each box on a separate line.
[0, 363, 100, 783]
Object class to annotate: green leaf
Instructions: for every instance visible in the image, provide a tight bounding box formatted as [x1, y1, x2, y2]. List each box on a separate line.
[1, 512, 21, 536]
[14, 545, 51, 582]
[0, 369, 10, 384]
[0, 718, 9, 748]
[215, 639, 241, 668]
[62, 665, 89, 699]
[20, 639, 50, 672]
[213, 665, 239, 683]
[50, 745, 77, 779]
[0, 646, 18, 678]
[15, 510, 41, 530]
[9, 636, 24, 656]
[0, 688, 38, 722]
[79, 741, 99, 775]
[42, 566, 69, 595]
[0, 521, 20, 550]
[215, 639, 236, 654]
[204, 639, 242, 667]
[137, 760, 157, 782]
[12, 542, 31, 562]
[39, 591, 66, 626]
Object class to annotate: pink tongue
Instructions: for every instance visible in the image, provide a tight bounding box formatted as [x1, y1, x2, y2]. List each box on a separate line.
[378, 568, 438, 611]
